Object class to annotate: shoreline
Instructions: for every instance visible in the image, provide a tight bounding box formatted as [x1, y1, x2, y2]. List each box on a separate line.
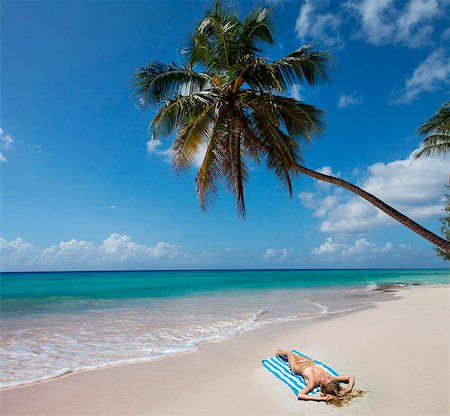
[0, 295, 379, 392]
[1, 285, 448, 415]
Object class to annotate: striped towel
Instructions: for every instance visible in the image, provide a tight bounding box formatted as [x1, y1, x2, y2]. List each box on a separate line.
[262, 349, 339, 396]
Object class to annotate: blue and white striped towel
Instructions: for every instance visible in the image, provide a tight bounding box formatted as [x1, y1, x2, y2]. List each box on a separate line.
[262, 349, 339, 396]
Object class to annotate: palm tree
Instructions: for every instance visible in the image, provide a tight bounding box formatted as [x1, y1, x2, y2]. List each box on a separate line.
[133, 1, 450, 253]
[415, 101, 450, 158]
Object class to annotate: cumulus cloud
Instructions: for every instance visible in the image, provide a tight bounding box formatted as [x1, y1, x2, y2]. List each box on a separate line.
[263, 247, 292, 260]
[337, 92, 364, 109]
[0, 128, 13, 163]
[313, 236, 398, 259]
[346, 0, 443, 48]
[299, 147, 448, 234]
[295, 0, 445, 50]
[312, 236, 340, 254]
[295, 0, 345, 49]
[390, 48, 450, 104]
[0, 237, 38, 264]
[0, 233, 186, 272]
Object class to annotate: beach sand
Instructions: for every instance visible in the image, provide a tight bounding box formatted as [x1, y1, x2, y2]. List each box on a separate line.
[1, 285, 448, 416]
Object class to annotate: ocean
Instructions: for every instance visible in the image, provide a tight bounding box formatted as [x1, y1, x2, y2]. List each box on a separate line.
[0, 269, 448, 388]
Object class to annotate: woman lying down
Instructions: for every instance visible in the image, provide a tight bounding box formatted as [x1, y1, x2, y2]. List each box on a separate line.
[275, 348, 357, 403]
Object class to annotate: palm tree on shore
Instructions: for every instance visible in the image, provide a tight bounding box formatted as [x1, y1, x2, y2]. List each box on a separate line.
[415, 101, 450, 158]
[133, 1, 450, 252]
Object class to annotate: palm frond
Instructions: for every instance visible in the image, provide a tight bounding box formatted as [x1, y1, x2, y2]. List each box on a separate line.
[239, 5, 274, 57]
[194, 114, 224, 211]
[248, 111, 301, 196]
[192, 4, 239, 71]
[182, 32, 214, 68]
[171, 102, 216, 172]
[241, 91, 325, 141]
[418, 101, 450, 135]
[220, 124, 249, 217]
[415, 136, 450, 158]
[151, 91, 217, 139]
[133, 62, 210, 106]
[271, 45, 333, 90]
[232, 58, 282, 92]
[416, 101, 450, 158]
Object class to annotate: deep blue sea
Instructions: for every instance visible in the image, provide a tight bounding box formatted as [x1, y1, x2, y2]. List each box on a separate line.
[1, 269, 448, 388]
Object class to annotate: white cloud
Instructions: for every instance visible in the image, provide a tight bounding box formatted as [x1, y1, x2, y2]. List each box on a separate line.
[299, 191, 341, 218]
[0, 237, 38, 265]
[100, 233, 148, 262]
[396, 0, 441, 47]
[313, 237, 398, 259]
[100, 233, 181, 262]
[346, 0, 395, 45]
[300, 147, 448, 234]
[341, 237, 373, 256]
[337, 92, 364, 108]
[0, 128, 13, 163]
[377, 242, 394, 253]
[42, 239, 98, 266]
[147, 139, 172, 159]
[263, 247, 292, 260]
[346, 0, 442, 48]
[312, 236, 341, 254]
[295, 1, 345, 49]
[390, 48, 450, 104]
[295, 0, 445, 50]
[147, 241, 182, 260]
[0, 233, 186, 272]
[298, 191, 315, 209]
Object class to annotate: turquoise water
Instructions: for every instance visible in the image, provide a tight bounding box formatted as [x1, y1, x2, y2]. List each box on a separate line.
[2, 269, 448, 313]
[0, 269, 448, 388]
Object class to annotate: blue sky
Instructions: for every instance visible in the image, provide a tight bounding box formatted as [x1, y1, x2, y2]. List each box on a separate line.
[1, 0, 449, 271]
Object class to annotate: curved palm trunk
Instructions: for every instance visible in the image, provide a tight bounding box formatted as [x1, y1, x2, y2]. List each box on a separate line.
[294, 164, 450, 253]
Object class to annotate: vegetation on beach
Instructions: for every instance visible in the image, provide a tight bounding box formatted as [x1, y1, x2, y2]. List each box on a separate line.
[133, 0, 450, 253]
[434, 191, 450, 261]
[415, 103, 449, 260]
[415, 101, 450, 158]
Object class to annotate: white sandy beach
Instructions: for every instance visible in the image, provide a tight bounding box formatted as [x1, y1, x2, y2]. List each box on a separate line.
[0, 285, 449, 416]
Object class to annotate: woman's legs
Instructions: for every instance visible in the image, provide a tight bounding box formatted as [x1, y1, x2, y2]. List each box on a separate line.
[275, 348, 304, 371]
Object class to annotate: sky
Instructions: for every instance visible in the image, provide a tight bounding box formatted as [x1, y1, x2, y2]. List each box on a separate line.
[1, 0, 449, 272]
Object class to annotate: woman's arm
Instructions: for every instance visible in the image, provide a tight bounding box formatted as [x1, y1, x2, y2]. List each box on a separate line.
[297, 382, 331, 402]
[334, 375, 355, 395]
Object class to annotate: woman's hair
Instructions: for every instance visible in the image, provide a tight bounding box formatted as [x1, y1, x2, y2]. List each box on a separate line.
[320, 380, 341, 396]
[320, 381, 365, 407]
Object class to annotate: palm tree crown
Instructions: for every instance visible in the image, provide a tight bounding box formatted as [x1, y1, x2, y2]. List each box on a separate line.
[415, 101, 450, 158]
[133, 2, 332, 217]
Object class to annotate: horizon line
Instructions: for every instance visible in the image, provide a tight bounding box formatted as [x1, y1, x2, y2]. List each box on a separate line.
[1, 267, 447, 274]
